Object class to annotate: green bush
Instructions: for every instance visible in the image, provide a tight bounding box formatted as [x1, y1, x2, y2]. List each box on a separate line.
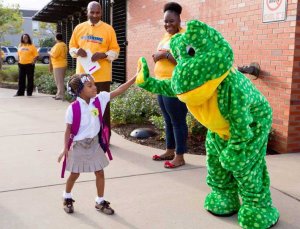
[35, 74, 56, 94]
[0, 64, 51, 83]
[111, 85, 207, 139]
[149, 115, 165, 139]
[34, 65, 51, 80]
[111, 84, 160, 125]
[0, 65, 18, 82]
[186, 113, 207, 136]
[35, 70, 75, 96]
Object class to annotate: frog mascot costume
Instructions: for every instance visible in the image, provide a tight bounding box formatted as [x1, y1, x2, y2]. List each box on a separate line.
[136, 20, 279, 229]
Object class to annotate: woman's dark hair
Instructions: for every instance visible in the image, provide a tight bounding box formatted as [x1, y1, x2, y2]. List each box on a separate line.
[163, 2, 182, 15]
[56, 33, 63, 41]
[20, 33, 32, 44]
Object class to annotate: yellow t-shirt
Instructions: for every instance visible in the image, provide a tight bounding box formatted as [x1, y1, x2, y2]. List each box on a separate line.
[154, 28, 185, 80]
[18, 44, 38, 64]
[50, 42, 68, 68]
[69, 21, 120, 82]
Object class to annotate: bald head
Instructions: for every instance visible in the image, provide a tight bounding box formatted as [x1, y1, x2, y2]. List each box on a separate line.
[87, 1, 101, 12]
[87, 1, 102, 24]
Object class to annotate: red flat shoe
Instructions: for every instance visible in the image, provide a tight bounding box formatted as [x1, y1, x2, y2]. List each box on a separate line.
[152, 154, 175, 161]
[164, 161, 185, 169]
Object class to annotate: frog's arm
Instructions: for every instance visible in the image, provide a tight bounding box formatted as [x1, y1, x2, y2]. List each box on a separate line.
[135, 57, 176, 97]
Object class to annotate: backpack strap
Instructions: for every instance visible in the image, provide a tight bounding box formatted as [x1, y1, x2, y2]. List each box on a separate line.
[93, 97, 113, 160]
[61, 101, 81, 178]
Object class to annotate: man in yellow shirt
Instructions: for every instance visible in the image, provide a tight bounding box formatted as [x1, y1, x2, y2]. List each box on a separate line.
[69, 1, 120, 138]
[49, 33, 68, 100]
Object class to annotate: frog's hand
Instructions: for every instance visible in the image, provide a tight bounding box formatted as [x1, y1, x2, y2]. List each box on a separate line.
[135, 57, 176, 97]
[136, 57, 150, 85]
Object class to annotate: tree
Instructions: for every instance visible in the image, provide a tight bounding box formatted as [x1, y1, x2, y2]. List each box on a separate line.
[0, 1, 22, 44]
[0, 0, 22, 69]
[39, 22, 56, 36]
[33, 22, 56, 47]
[39, 37, 55, 47]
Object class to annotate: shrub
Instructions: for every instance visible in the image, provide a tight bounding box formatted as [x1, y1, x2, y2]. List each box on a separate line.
[110, 84, 160, 125]
[186, 113, 207, 136]
[34, 65, 51, 80]
[35, 74, 56, 94]
[33, 69, 75, 97]
[149, 115, 165, 139]
[0, 65, 18, 82]
[110, 83, 207, 139]
[0, 64, 51, 83]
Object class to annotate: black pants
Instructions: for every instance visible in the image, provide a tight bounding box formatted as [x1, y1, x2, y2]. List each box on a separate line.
[95, 81, 111, 140]
[17, 63, 35, 96]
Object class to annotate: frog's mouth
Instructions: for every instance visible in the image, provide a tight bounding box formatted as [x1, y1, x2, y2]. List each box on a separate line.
[176, 68, 233, 106]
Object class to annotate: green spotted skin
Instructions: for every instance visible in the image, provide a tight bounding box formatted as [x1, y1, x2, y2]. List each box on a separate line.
[206, 70, 279, 228]
[170, 21, 233, 94]
[137, 20, 279, 228]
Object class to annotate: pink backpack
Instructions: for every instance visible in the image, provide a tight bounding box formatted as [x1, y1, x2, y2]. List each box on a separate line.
[61, 97, 112, 178]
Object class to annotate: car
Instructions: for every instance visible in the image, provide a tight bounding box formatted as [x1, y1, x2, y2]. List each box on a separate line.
[1, 46, 19, 64]
[38, 47, 51, 64]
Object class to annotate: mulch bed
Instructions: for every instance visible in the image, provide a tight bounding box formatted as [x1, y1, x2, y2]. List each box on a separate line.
[112, 123, 277, 155]
[112, 123, 206, 155]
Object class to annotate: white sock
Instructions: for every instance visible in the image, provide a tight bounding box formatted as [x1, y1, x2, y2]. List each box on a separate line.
[95, 196, 104, 204]
[63, 191, 72, 199]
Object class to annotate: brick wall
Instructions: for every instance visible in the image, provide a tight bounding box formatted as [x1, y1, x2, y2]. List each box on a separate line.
[288, 1, 300, 152]
[127, 0, 299, 153]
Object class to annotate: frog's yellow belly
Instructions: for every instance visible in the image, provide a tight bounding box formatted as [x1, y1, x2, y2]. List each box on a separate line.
[177, 69, 232, 140]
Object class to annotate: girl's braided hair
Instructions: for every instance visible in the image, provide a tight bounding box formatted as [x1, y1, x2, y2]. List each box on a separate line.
[67, 73, 92, 96]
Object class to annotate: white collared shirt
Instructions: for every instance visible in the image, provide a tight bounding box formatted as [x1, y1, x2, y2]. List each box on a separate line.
[65, 91, 110, 141]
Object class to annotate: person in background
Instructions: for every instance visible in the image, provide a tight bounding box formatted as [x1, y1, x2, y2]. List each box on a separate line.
[0, 48, 5, 70]
[151, 2, 188, 168]
[48, 33, 68, 100]
[15, 33, 38, 97]
[69, 1, 120, 140]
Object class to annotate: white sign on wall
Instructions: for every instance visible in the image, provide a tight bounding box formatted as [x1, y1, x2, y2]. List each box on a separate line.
[263, 0, 287, 23]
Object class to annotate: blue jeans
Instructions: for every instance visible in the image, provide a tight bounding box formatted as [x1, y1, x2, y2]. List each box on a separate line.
[157, 95, 188, 155]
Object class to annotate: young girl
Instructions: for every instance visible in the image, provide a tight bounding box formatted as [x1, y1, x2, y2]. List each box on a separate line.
[58, 73, 136, 214]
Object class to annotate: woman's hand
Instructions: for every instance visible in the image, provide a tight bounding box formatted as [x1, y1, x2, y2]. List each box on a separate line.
[49, 60, 53, 73]
[58, 148, 68, 163]
[152, 50, 168, 63]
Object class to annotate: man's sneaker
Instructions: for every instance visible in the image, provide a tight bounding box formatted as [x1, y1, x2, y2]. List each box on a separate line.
[95, 200, 115, 215]
[63, 198, 75, 213]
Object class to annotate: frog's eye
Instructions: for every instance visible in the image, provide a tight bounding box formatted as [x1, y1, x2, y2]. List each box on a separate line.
[186, 45, 195, 57]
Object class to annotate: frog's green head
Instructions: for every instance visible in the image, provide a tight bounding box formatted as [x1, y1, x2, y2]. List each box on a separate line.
[170, 20, 234, 94]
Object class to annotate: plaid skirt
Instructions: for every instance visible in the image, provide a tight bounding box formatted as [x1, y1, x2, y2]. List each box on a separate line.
[66, 136, 109, 173]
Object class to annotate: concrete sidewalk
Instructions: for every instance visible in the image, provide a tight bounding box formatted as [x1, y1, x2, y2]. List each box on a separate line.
[0, 88, 299, 229]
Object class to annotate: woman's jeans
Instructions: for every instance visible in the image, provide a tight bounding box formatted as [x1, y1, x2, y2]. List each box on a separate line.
[157, 95, 188, 155]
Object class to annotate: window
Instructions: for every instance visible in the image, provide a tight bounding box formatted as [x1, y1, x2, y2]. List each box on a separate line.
[39, 48, 47, 53]
[8, 48, 17, 52]
[1, 48, 7, 53]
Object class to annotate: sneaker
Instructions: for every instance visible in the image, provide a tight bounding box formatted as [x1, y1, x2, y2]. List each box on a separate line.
[95, 200, 115, 215]
[63, 198, 75, 213]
